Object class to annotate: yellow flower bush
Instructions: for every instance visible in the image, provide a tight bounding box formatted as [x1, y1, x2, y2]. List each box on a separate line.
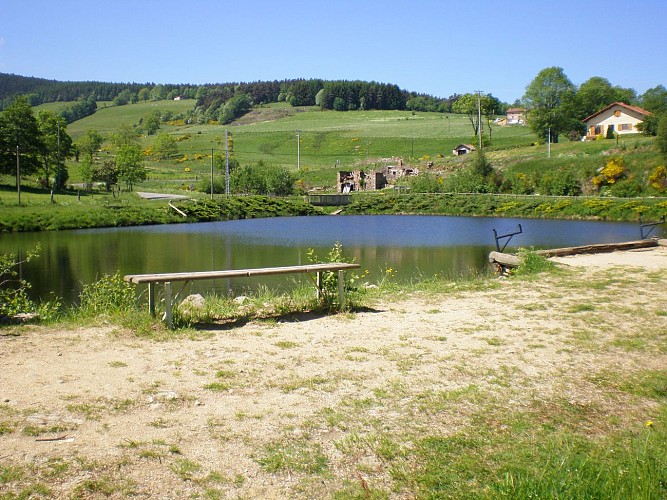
[648, 165, 667, 192]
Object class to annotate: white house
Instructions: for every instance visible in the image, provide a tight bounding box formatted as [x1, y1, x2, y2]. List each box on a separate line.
[453, 144, 476, 156]
[505, 107, 526, 125]
[583, 102, 651, 138]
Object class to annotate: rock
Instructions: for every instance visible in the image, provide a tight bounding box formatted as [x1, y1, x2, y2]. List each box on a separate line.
[180, 294, 205, 309]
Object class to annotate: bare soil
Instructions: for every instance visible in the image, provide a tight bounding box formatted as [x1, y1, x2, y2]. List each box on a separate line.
[1, 247, 666, 498]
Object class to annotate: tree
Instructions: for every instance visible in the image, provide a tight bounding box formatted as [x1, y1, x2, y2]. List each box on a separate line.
[142, 110, 161, 135]
[37, 110, 73, 189]
[76, 129, 103, 162]
[230, 160, 294, 195]
[333, 97, 346, 111]
[113, 88, 132, 106]
[452, 93, 501, 139]
[152, 132, 178, 160]
[315, 88, 329, 110]
[656, 113, 667, 158]
[219, 94, 252, 124]
[138, 87, 150, 102]
[575, 77, 636, 120]
[523, 67, 578, 143]
[110, 124, 139, 148]
[0, 96, 44, 176]
[639, 85, 667, 114]
[115, 144, 146, 191]
[93, 159, 118, 192]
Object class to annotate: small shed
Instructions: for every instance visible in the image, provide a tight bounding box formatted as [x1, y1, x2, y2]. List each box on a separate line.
[452, 144, 476, 156]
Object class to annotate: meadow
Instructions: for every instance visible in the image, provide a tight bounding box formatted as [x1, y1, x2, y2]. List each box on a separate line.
[61, 100, 538, 188]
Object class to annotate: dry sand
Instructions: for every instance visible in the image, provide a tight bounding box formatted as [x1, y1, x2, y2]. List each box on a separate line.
[1, 247, 666, 498]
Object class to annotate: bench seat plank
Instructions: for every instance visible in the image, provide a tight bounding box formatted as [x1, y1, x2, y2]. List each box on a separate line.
[124, 263, 360, 284]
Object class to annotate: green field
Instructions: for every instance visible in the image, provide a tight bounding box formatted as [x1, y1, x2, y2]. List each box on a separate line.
[58, 100, 539, 188]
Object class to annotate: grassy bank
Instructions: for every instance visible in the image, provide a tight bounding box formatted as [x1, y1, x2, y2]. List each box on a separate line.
[0, 188, 322, 232]
[344, 191, 667, 221]
[2, 183, 666, 232]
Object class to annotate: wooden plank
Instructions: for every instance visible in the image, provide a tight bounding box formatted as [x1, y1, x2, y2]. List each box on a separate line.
[534, 239, 657, 258]
[124, 263, 360, 284]
[489, 239, 662, 270]
[657, 239, 667, 247]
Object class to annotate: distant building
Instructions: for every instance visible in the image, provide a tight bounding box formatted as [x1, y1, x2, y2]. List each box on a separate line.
[506, 107, 526, 125]
[452, 144, 476, 156]
[583, 102, 651, 138]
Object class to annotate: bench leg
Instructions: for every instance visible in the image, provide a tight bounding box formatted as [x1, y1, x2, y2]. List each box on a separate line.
[165, 282, 173, 329]
[148, 283, 156, 317]
[338, 269, 344, 308]
[316, 271, 322, 301]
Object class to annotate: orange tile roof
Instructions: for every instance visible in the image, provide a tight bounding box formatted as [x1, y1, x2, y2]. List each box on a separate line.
[582, 102, 652, 123]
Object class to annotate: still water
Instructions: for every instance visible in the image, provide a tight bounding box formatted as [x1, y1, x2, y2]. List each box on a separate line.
[0, 215, 656, 305]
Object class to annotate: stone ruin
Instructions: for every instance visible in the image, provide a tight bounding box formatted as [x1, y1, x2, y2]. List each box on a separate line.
[337, 159, 418, 193]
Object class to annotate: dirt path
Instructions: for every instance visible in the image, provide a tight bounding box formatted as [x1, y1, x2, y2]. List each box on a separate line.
[1, 249, 666, 498]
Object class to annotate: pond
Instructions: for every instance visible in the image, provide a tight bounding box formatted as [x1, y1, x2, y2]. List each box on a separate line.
[0, 215, 657, 305]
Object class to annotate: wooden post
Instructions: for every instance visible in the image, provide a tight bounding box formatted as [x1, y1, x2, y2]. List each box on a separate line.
[338, 269, 344, 308]
[164, 282, 173, 329]
[316, 271, 322, 301]
[148, 283, 156, 317]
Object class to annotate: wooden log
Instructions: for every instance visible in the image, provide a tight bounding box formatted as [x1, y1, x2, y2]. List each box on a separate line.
[489, 251, 522, 267]
[534, 239, 657, 258]
[489, 239, 662, 271]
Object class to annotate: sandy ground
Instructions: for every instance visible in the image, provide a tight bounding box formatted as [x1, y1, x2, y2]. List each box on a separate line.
[1, 248, 666, 498]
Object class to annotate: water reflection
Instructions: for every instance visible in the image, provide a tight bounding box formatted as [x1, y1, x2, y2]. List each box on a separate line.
[0, 215, 656, 305]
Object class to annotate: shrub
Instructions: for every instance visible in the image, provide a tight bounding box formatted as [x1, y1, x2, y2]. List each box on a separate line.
[608, 178, 643, 197]
[593, 157, 626, 191]
[648, 165, 667, 193]
[1, 249, 39, 320]
[513, 248, 557, 276]
[0, 247, 60, 322]
[409, 173, 444, 193]
[78, 272, 136, 316]
[538, 170, 581, 196]
[442, 167, 492, 193]
[306, 243, 362, 310]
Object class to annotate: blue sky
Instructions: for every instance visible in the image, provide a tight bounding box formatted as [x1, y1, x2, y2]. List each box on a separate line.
[1, 0, 666, 103]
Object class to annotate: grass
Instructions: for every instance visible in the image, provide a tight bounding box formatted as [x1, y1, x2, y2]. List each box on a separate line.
[256, 438, 328, 474]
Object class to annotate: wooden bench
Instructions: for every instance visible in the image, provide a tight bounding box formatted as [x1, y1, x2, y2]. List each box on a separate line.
[124, 262, 361, 328]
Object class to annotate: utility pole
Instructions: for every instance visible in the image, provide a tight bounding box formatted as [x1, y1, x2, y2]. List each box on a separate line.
[475, 90, 483, 151]
[210, 147, 214, 200]
[225, 130, 230, 196]
[56, 120, 61, 192]
[16, 145, 20, 206]
[296, 130, 301, 172]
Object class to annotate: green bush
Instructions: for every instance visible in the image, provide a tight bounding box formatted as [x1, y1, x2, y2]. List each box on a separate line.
[306, 243, 362, 310]
[78, 272, 136, 316]
[409, 173, 444, 193]
[538, 169, 581, 196]
[0, 247, 60, 322]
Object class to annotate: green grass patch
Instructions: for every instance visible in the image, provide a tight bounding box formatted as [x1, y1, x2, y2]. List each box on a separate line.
[256, 438, 328, 474]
